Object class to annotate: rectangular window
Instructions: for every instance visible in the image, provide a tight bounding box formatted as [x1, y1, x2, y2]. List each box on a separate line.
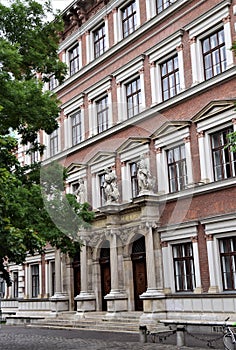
[122, 1, 137, 38]
[49, 75, 58, 90]
[211, 127, 236, 181]
[130, 162, 139, 198]
[167, 144, 187, 192]
[13, 272, 18, 298]
[31, 264, 39, 298]
[126, 77, 141, 118]
[173, 243, 195, 292]
[49, 129, 58, 156]
[219, 237, 236, 291]
[94, 24, 106, 58]
[156, 0, 177, 14]
[71, 111, 82, 146]
[161, 55, 180, 101]
[99, 174, 106, 206]
[202, 28, 226, 80]
[69, 44, 80, 75]
[0, 276, 5, 298]
[96, 96, 109, 133]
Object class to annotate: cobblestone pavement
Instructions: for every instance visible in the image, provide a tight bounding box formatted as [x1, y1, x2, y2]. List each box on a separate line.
[0, 325, 224, 350]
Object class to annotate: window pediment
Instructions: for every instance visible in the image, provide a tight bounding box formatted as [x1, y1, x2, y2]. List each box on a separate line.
[192, 100, 236, 123]
[67, 163, 86, 175]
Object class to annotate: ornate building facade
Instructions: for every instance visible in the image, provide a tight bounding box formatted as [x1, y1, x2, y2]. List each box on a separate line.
[2, 0, 236, 326]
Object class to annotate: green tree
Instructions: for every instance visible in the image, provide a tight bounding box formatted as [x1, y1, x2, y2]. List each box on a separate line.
[0, 0, 94, 285]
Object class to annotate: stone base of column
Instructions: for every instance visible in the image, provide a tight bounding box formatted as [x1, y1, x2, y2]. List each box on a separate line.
[140, 288, 165, 299]
[139, 289, 166, 327]
[208, 286, 219, 293]
[75, 292, 96, 314]
[50, 293, 69, 314]
[104, 290, 128, 313]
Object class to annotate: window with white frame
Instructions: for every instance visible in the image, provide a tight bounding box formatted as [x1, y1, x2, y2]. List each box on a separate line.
[94, 23, 106, 59]
[69, 44, 80, 75]
[156, 0, 178, 14]
[161, 55, 180, 101]
[167, 144, 188, 193]
[126, 77, 142, 118]
[114, 56, 145, 122]
[99, 173, 106, 206]
[96, 95, 109, 133]
[121, 0, 137, 38]
[86, 77, 112, 137]
[71, 110, 82, 146]
[154, 122, 192, 194]
[202, 28, 226, 80]
[173, 242, 196, 292]
[211, 127, 236, 181]
[49, 74, 58, 90]
[31, 264, 39, 298]
[13, 271, 19, 298]
[0, 276, 5, 298]
[113, 0, 140, 43]
[130, 161, 139, 198]
[186, 3, 233, 85]
[49, 129, 58, 156]
[147, 30, 184, 105]
[219, 237, 236, 291]
[193, 101, 236, 184]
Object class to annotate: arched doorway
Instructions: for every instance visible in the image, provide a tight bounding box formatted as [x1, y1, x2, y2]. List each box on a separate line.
[131, 235, 147, 311]
[73, 251, 80, 311]
[99, 241, 111, 311]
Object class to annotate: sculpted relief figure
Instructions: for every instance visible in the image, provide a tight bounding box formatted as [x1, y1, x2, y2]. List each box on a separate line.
[103, 168, 119, 204]
[74, 178, 86, 203]
[137, 154, 153, 193]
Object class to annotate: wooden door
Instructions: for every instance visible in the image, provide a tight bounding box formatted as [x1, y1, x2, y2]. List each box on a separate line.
[100, 258, 111, 311]
[100, 245, 111, 311]
[73, 253, 80, 311]
[131, 236, 147, 311]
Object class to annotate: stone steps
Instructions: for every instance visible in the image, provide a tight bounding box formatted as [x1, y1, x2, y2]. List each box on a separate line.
[29, 312, 143, 333]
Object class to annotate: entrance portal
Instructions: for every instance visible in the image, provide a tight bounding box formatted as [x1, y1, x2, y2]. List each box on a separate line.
[131, 236, 147, 311]
[99, 242, 111, 311]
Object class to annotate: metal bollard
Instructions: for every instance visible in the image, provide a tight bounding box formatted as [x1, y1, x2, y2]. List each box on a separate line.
[176, 325, 186, 347]
[139, 325, 147, 343]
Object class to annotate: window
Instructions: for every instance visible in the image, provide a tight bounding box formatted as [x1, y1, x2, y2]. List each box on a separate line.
[49, 129, 58, 156]
[13, 272, 18, 298]
[69, 44, 80, 75]
[99, 173, 106, 206]
[126, 78, 141, 118]
[211, 127, 236, 181]
[156, 0, 177, 14]
[173, 243, 195, 292]
[167, 144, 187, 192]
[202, 28, 226, 80]
[0, 276, 5, 298]
[130, 162, 139, 198]
[71, 110, 82, 146]
[96, 96, 109, 133]
[219, 237, 236, 291]
[94, 24, 106, 58]
[49, 75, 58, 90]
[122, 1, 137, 38]
[51, 262, 55, 296]
[161, 55, 180, 101]
[31, 264, 39, 298]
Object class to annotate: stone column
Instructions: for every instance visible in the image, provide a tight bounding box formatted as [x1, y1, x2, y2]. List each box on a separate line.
[140, 223, 165, 327]
[206, 235, 219, 293]
[104, 230, 128, 315]
[50, 249, 69, 314]
[191, 237, 203, 293]
[141, 223, 164, 297]
[75, 239, 96, 315]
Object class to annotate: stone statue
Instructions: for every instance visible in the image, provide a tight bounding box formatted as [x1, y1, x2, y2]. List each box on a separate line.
[137, 154, 153, 193]
[103, 168, 119, 204]
[74, 178, 86, 203]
